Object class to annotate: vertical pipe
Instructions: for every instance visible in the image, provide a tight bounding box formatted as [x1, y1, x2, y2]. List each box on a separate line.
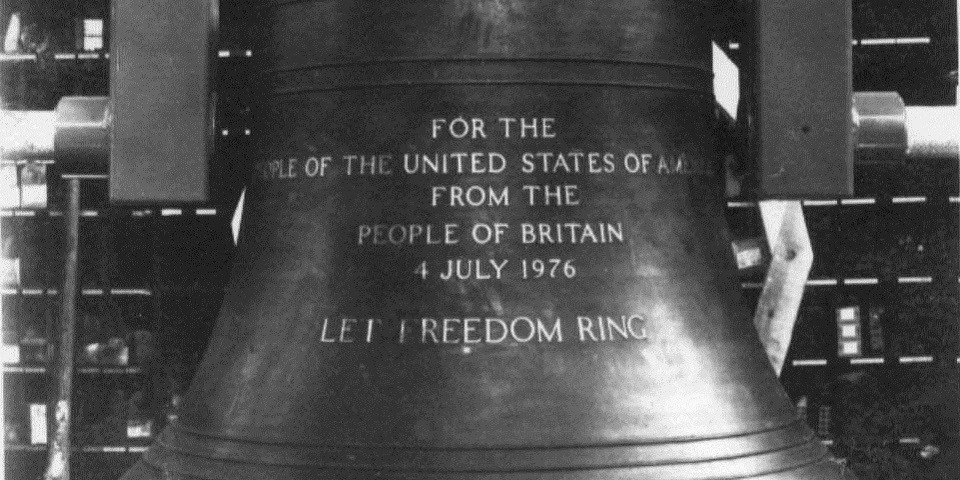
[44, 178, 80, 480]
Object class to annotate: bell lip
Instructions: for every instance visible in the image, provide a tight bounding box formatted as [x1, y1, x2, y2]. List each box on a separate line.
[129, 419, 831, 477]
[169, 416, 811, 450]
[128, 439, 840, 480]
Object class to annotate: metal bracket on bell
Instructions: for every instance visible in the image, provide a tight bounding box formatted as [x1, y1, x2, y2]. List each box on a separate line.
[0, 0, 216, 204]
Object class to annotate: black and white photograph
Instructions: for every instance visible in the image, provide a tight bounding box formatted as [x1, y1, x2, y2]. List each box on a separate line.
[0, 1, 957, 479]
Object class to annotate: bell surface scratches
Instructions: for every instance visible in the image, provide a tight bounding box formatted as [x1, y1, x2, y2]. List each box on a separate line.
[124, 0, 856, 478]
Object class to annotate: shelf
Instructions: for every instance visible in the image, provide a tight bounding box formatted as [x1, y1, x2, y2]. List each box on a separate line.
[5, 444, 149, 454]
[3, 364, 143, 375]
[725, 196, 960, 209]
[1, 288, 152, 296]
[740, 276, 953, 290]
[1, 207, 221, 218]
[0, 49, 252, 63]
[788, 355, 953, 368]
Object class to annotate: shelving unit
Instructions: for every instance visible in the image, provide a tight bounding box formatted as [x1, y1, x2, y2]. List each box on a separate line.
[1, 187, 237, 479]
[1, 2, 245, 478]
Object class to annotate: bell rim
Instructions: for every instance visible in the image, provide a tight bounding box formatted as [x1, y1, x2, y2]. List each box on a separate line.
[132, 419, 831, 478]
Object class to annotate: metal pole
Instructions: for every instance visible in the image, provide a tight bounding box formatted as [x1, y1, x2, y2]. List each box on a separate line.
[44, 178, 80, 480]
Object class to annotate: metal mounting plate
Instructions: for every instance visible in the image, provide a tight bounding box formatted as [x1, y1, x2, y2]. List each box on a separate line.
[751, 0, 854, 197]
[109, 0, 216, 203]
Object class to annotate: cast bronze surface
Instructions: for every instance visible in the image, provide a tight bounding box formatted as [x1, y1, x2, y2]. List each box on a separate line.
[124, 1, 853, 478]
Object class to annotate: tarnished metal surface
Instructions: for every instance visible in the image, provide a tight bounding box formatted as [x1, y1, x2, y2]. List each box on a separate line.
[125, 1, 853, 478]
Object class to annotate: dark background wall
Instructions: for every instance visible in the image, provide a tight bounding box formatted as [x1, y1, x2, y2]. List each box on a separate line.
[1, 1, 957, 479]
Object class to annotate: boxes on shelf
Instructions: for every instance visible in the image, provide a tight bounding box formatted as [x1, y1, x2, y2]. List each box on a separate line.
[19, 161, 47, 208]
[731, 237, 769, 271]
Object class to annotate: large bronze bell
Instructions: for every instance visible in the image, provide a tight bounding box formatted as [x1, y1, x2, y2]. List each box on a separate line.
[124, 1, 856, 478]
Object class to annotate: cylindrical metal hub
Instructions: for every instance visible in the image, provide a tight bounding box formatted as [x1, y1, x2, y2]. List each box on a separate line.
[853, 91, 960, 161]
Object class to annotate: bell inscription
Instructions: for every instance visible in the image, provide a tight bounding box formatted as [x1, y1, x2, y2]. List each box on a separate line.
[248, 113, 709, 349]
